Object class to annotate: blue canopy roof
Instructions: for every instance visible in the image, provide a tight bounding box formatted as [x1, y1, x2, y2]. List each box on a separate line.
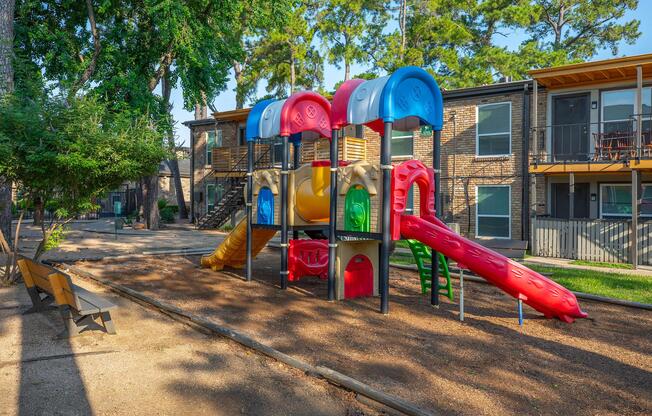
[245, 98, 276, 141]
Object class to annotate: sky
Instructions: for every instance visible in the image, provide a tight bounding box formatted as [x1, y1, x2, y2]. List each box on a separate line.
[172, 3, 652, 145]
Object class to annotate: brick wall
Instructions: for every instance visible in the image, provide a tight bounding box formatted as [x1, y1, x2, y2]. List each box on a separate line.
[358, 89, 534, 240]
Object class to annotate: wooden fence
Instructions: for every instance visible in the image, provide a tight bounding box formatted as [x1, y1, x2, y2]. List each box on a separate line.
[532, 217, 652, 265]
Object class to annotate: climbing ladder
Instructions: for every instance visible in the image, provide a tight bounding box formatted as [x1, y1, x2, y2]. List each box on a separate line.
[405, 239, 454, 300]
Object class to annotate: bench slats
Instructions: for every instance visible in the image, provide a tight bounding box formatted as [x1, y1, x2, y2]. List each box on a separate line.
[73, 285, 117, 313]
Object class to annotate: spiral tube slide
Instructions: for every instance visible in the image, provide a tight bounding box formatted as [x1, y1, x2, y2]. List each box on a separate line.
[400, 214, 588, 323]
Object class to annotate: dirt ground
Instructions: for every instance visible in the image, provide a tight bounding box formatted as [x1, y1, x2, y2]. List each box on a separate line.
[70, 249, 652, 416]
[0, 277, 376, 415]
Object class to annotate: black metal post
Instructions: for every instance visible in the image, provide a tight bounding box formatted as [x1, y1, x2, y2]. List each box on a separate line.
[246, 140, 254, 281]
[280, 135, 289, 289]
[431, 129, 441, 306]
[292, 141, 301, 240]
[380, 122, 392, 314]
[327, 129, 339, 301]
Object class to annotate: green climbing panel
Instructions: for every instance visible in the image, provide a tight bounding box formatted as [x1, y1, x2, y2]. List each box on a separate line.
[344, 185, 370, 232]
[405, 239, 454, 300]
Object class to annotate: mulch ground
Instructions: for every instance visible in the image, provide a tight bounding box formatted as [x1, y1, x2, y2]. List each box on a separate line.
[72, 249, 652, 416]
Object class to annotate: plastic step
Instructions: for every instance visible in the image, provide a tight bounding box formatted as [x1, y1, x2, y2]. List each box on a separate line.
[405, 239, 454, 300]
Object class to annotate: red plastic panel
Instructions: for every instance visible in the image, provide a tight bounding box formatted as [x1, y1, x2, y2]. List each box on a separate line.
[400, 214, 588, 323]
[344, 254, 374, 299]
[331, 79, 365, 130]
[280, 92, 332, 139]
[389, 160, 435, 240]
[288, 239, 329, 282]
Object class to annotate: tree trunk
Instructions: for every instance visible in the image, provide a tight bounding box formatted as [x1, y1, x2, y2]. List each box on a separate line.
[33, 197, 44, 226]
[289, 51, 296, 94]
[0, 0, 15, 248]
[344, 59, 350, 81]
[166, 159, 187, 219]
[143, 174, 159, 230]
[234, 60, 245, 109]
[136, 178, 144, 221]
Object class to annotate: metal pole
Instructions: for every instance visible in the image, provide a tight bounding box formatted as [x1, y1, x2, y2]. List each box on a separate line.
[569, 172, 575, 219]
[246, 140, 254, 281]
[380, 122, 393, 314]
[292, 140, 301, 240]
[327, 129, 339, 301]
[631, 169, 640, 268]
[431, 129, 441, 306]
[636, 66, 643, 156]
[280, 135, 289, 289]
[518, 299, 524, 326]
[459, 269, 464, 322]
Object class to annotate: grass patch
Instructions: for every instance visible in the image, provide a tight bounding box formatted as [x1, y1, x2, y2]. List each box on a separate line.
[390, 253, 416, 266]
[525, 263, 652, 304]
[568, 260, 634, 270]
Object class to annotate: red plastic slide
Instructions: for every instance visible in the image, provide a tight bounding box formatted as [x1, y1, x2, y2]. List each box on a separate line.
[400, 214, 588, 323]
[288, 239, 329, 282]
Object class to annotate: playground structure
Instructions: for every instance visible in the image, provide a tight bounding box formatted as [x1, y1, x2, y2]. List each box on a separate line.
[201, 66, 588, 323]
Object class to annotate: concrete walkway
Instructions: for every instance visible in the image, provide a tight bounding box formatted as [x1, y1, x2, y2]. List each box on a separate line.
[524, 256, 652, 277]
[0, 279, 371, 415]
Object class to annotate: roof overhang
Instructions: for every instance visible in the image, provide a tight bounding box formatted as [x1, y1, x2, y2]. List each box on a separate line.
[529, 54, 652, 90]
[212, 108, 251, 122]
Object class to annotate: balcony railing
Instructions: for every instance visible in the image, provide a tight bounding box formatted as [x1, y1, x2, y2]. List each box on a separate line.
[531, 114, 652, 164]
[211, 136, 368, 173]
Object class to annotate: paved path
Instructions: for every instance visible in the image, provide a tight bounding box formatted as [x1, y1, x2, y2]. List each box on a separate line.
[524, 256, 652, 276]
[0, 280, 372, 415]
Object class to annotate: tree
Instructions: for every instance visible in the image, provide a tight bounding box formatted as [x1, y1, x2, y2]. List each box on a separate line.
[316, 0, 386, 81]
[229, 0, 292, 109]
[0, 0, 14, 247]
[15, 1, 275, 227]
[0, 95, 166, 260]
[516, 0, 640, 70]
[252, 2, 323, 98]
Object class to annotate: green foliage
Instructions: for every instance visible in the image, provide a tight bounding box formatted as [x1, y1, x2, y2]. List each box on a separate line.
[43, 223, 68, 252]
[316, 0, 386, 80]
[158, 198, 168, 211]
[159, 207, 176, 223]
[0, 94, 166, 219]
[248, 2, 324, 98]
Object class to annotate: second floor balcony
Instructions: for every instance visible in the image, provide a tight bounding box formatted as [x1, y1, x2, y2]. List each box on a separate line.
[530, 115, 652, 171]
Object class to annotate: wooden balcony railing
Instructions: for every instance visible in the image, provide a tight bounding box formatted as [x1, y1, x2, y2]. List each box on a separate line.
[212, 144, 272, 172]
[212, 137, 368, 173]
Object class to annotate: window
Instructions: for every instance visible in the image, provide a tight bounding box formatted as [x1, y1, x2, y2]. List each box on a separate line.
[476, 102, 511, 156]
[238, 125, 246, 146]
[391, 130, 413, 157]
[476, 186, 510, 238]
[601, 88, 652, 134]
[406, 185, 415, 214]
[206, 130, 223, 165]
[600, 183, 652, 218]
[206, 184, 216, 211]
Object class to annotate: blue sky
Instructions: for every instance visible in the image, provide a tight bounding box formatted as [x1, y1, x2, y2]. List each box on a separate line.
[173, 3, 652, 144]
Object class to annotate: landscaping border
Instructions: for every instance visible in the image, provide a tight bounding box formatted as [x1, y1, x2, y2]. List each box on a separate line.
[59, 262, 435, 416]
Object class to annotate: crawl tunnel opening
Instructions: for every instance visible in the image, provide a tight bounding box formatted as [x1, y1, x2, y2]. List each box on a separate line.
[257, 187, 274, 224]
[344, 254, 373, 298]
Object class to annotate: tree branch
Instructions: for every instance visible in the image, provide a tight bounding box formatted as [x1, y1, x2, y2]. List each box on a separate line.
[69, 0, 101, 98]
[148, 46, 174, 92]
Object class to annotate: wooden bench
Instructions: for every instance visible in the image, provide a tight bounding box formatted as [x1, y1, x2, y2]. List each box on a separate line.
[472, 238, 529, 260]
[17, 257, 117, 337]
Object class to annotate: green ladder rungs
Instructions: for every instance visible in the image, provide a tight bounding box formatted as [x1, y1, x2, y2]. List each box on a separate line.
[405, 239, 454, 301]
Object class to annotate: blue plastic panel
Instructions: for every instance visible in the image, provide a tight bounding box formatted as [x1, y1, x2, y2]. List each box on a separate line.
[257, 187, 274, 224]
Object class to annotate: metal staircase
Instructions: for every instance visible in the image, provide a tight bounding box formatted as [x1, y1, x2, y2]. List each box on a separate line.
[196, 145, 271, 230]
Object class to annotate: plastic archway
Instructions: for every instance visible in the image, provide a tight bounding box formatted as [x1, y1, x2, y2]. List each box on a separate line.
[331, 66, 443, 133]
[245, 92, 332, 141]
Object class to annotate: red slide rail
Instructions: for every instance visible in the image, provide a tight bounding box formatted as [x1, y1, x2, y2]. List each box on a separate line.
[400, 215, 588, 323]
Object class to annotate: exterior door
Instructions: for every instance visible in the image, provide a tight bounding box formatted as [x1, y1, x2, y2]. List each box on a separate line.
[552, 94, 590, 161]
[551, 183, 590, 218]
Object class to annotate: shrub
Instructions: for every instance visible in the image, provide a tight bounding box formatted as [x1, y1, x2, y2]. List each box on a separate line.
[159, 206, 175, 223]
[157, 198, 168, 210]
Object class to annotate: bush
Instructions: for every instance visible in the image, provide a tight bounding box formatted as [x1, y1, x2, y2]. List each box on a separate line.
[159, 206, 175, 223]
[157, 198, 168, 210]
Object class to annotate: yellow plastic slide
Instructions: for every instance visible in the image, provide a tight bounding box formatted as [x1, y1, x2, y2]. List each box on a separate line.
[201, 218, 277, 271]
